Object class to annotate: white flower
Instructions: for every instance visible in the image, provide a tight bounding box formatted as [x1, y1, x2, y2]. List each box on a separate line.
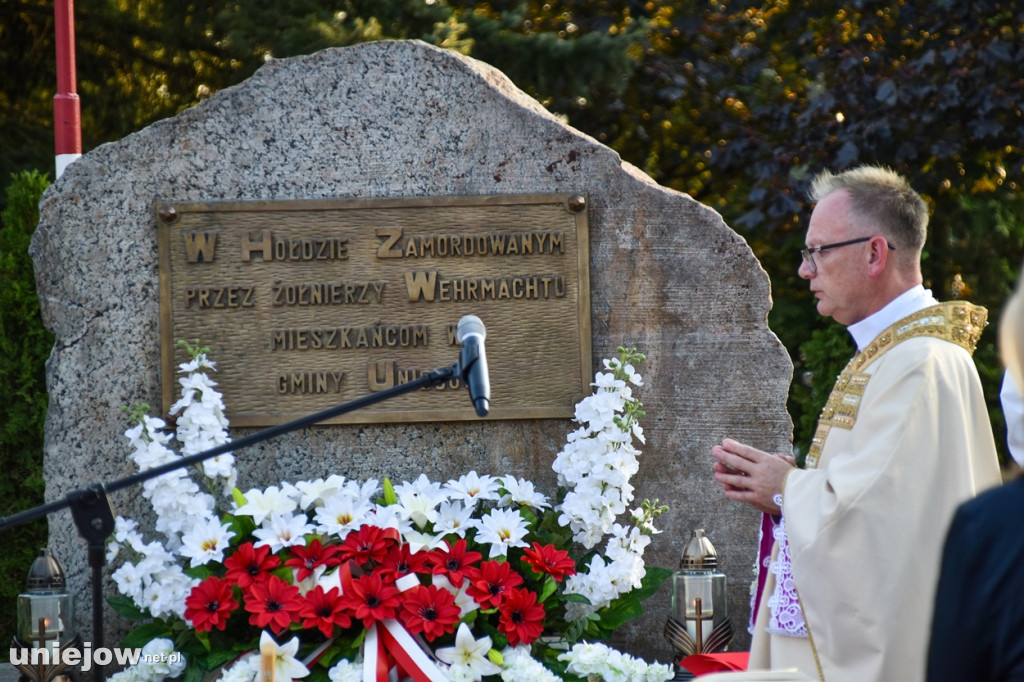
[498, 475, 551, 509]
[404, 528, 446, 553]
[252, 513, 313, 553]
[179, 517, 235, 567]
[394, 474, 446, 528]
[436, 623, 502, 680]
[234, 486, 296, 525]
[366, 503, 411, 536]
[260, 631, 310, 680]
[295, 474, 349, 509]
[434, 500, 475, 536]
[217, 654, 258, 682]
[112, 563, 145, 601]
[499, 646, 561, 681]
[140, 638, 187, 678]
[444, 471, 500, 508]
[475, 507, 529, 558]
[327, 657, 363, 682]
[559, 641, 672, 682]
[433, 574, 479, 619]
[314, 494, 373, 536]
[141, 580, 181, 620]
[201, 453, 236, 481]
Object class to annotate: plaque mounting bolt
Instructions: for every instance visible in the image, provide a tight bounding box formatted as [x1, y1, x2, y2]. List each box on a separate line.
[158, 205, 179, 223]
[567, 194, 586, 213]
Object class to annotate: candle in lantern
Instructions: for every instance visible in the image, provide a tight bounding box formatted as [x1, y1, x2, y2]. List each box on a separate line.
[684, 597, 715, 646]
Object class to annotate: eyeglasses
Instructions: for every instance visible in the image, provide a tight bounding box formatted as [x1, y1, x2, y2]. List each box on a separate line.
[800, 236, 896, 274]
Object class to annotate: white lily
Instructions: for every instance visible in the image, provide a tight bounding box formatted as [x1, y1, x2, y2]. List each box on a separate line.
[435, 623, 501, 680]
[260, 631, 310, 680]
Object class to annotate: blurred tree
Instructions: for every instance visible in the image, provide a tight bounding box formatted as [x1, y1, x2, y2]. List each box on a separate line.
[589, 0, 1024, 456]
[0, 170, 52, 657]
[1, 0, 1021, 461]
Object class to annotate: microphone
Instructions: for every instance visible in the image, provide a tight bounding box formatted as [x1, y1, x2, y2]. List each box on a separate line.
[456, 315, 490, 417]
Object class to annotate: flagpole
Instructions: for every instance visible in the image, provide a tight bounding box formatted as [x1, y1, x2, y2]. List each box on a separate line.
[54, 0, 82, 178]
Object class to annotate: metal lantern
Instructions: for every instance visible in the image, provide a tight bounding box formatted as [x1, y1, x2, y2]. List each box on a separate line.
[13, 548, 78, 682]
[17, 548, 75, 646]
[664, 529, 734, 659]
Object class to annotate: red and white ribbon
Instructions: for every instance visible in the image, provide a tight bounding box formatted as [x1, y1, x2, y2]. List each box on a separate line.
[360, 573, 448, 682]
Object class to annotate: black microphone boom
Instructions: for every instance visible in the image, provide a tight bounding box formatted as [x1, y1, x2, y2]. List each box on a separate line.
[457, 315, 490, 417]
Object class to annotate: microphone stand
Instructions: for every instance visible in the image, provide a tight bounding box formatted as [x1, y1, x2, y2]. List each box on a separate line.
[0, 361, 462, 681]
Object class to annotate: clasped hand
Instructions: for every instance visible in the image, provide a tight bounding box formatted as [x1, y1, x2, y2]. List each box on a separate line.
[711, 438, 796, 515]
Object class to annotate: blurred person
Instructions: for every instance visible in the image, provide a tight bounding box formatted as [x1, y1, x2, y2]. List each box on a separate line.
[712, 165, 1001, 681]
[1000, 373, 1024, 465]
[927, 264, 1024, 682]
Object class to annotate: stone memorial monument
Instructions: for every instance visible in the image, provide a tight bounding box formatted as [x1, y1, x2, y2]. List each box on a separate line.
[29, 39, 792, 663]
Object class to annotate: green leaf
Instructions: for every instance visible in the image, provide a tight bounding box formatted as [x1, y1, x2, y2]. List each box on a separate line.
[630, 565, 672, 600]
[538, 576, 558, 603]
[207, 647, 247, 668]
[107, 595, 149, 620]
[182, 665, 206, 682]
[122, 622, 174, 648]
[382, 477, 397, 505]
[231, 487, 247, 508]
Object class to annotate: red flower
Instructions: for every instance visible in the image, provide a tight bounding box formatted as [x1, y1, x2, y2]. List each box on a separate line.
[244, 575, 303, 634]
[285, 539, 343, 581]
[224, 542, 281, 590]
[398, 584, 461, 642]
[429, 538, 482, 587]
[299, 585, 352, 638]
[378, 543, 433, 583]
[338, 525, 396, 566]
[465, 559, 524, 610]
[337, 572, 402, 627]
[498, 587, 545, 646]
[521, 542, 577, 582]
[184, 576, 238, 632]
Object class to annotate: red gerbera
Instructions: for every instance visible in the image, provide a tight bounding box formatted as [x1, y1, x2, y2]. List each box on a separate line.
[336, 572, 402, 627]
[285, 539, 343, 581]
[521, 542, 577, 582]
[498, 587, 545, 646]
[244, 574, 304, 634]
[465, 559, 524, 610]
[378, 543, 433, 583]
[429, 538, 482, 587]
[224, 542, 281, 590]
[184, 576, 238, 632]
[338, 525, 396, 566]
[298, 585, 353, 638]
[398, 584, 461, 642]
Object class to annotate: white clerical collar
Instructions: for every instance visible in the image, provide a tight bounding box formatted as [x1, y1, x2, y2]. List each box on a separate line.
[847, 284, 938, 351]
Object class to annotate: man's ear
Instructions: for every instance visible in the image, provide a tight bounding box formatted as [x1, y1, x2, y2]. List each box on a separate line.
[866, 236, 890, 277]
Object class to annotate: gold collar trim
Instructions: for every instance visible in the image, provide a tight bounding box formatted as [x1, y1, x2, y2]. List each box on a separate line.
[848, 301, 987, 372]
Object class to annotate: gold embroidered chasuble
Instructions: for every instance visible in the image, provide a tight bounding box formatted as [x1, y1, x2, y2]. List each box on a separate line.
[748, 302, 1002, 682]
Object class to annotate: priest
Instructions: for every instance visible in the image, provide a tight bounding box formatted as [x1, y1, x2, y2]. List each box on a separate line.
[711, 165, 1002, 681]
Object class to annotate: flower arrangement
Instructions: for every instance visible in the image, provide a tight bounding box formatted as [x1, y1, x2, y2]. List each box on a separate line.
[106, 341, 672, 682]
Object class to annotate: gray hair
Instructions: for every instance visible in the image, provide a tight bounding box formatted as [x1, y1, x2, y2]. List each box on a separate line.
[809, 165, 928, 260]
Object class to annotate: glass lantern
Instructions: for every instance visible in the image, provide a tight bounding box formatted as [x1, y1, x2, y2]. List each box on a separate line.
[666, 529, 733, 656]
[16, 548, 75, 648]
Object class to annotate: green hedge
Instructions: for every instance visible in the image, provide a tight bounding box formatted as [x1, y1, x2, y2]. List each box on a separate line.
[0, 170, 52, 658]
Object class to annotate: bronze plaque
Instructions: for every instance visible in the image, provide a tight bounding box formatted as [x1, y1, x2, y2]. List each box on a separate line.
[156, 194, 592, 426]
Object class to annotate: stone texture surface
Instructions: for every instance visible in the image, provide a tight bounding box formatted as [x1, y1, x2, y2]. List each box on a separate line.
[30, 40, 792, 662]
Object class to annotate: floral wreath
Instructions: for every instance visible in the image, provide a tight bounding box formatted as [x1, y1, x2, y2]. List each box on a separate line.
[106, 341, 673, 682]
